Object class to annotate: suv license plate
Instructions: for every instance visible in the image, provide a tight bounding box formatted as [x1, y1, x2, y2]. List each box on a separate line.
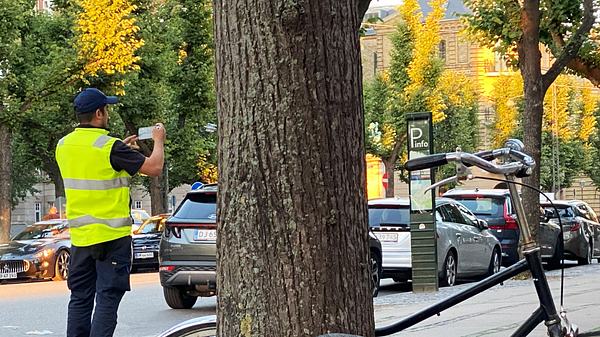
[0, 272, 17, 279]
[135, 252, 154, 259]
[374, 233, 399, 242]
[194, 229, 217, 241]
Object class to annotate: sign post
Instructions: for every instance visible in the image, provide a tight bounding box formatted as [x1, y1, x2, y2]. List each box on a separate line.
[407, 112, 438, 292]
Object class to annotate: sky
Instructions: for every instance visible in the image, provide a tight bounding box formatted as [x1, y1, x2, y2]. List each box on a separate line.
[369, 0, 402, 8]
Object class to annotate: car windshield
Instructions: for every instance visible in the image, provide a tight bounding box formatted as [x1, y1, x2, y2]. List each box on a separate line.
[174, 193, 217, 220]
[542, 205, 574, 218]
[136, 218, 165, 234]
[131, 210, 150, 224]
[13, 223, 69, 240]
[450, 197, 504, 217]
[368, 205, 410, 227]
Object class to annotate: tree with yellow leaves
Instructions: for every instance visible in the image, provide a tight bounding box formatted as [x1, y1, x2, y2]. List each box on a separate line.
[363, 0, 479, 196]
[578, 87, 597, 143]
[490, 73, 523, 147]
[76, 0, 144, 80]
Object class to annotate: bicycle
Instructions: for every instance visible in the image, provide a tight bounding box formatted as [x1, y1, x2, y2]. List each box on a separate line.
[158, 139, 578, 337]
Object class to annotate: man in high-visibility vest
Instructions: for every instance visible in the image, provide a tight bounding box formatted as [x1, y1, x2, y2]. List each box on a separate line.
[56, 88, 166, 337]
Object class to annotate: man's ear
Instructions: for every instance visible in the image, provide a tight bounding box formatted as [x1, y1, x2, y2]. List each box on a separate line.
[95, 107, 105, 119]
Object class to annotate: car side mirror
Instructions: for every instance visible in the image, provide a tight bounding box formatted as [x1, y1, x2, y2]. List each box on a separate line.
[477, 219, 489, 230]
[542, 209, 554, 222]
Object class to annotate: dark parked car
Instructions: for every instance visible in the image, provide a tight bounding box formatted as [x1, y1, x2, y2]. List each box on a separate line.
[158, 184, 383, 309]
[0, 219, 70, 282]
[132, 214, 170, 271]
[443, 189, 520, 265]
[541, 200, 600, 265]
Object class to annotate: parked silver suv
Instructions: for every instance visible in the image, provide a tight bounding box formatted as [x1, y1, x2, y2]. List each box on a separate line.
[159, 184, 217, 309]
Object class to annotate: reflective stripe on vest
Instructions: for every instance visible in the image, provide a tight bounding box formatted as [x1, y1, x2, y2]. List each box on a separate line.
[69, 215, 132, 228]
[63, 177, 131, 190]
[93, 135, 112, 148]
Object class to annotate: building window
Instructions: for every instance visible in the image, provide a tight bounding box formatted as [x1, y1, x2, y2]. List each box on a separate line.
[134, 201, 142, 210]
[35, 203, 42, 222]
[494, 52, 509, 72]
[43, 0, 53, 10]
[438, 40, 446, 62]
[457, 40, 470, 64]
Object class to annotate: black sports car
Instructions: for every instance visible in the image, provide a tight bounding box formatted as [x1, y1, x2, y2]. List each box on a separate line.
[0, 219, 71, 282]
[132, 214, 169, 271]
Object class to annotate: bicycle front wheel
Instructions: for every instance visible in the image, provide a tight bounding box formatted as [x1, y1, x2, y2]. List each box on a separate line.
[158, 316, 217, 337]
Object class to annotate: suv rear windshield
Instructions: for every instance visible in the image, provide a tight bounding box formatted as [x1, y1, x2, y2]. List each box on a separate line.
[449, 196, 504, 217]
[368, 205, 410, 227]
[542, 205, 574, 218]
[174, 193, 217, 220]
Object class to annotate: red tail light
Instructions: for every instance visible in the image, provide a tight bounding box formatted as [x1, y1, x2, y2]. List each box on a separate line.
[570, 222, 582, 232]
[505, 202, 518, 229]
[159, 265, 175, 272]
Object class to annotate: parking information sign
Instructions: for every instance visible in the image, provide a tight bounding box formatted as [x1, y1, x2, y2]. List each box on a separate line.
[407, 112, 438, 292]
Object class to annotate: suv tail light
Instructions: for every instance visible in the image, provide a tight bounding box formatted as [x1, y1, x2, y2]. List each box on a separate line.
[159, 265, 175, 272]
[489, 202, 518, 230]
[570, 221, 582, 232]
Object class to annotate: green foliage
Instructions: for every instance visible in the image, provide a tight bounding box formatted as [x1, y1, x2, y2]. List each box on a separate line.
[463, 0, 600, 68]
[540, 132, 588, 191]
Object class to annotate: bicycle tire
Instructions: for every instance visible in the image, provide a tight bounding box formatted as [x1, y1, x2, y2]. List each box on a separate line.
[158, 316, 217, 337]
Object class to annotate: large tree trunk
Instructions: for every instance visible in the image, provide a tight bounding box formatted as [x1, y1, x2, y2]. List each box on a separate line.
[0, 124, 12, 243]
[517, 0, 544, 245]
[214, 0, 374, 336]
[383, 159, 395, 197]
[45, 160, 65, 199]
[149, 168, 168, 215]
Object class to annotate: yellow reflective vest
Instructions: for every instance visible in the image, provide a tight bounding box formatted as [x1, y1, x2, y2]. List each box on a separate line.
[55, 128, 132, 246]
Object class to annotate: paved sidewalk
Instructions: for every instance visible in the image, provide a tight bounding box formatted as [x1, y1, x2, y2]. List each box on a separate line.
[373, 263, 600, 336]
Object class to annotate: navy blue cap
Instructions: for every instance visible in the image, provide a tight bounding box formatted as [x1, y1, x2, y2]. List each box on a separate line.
[74, 88, 118, 114]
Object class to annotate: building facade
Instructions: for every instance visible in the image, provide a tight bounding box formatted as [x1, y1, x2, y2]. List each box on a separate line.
[362, 1, 598, 207]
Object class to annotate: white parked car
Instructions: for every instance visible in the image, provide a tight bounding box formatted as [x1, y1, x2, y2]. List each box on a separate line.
[369, 197, 502, 286]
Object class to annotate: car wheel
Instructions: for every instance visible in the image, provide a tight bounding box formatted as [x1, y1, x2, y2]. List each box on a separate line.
[548, 237, 564, 269]
[577, 239, 592, 265]
[370, 251, 382, 298]
[487, 247, 501, 277]
[163, 286, 198, 309]
[440, 251, 457, 287]
[53, 250, 70, 281]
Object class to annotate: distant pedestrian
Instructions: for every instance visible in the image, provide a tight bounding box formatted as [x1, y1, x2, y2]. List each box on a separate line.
[56, 88, 166, 337]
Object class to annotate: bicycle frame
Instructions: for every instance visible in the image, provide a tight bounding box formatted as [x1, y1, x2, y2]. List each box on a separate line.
[376, 144, 570, 337]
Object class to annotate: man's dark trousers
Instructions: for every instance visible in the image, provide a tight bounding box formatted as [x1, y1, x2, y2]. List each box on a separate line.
[67, 236, 132, 337]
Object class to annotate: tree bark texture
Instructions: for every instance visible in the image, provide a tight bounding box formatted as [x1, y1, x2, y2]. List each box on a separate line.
[517, 0, 545, 244]
[382, 137, 403, 198]
[149, 169, 168, 215]
[45, 160, 65, 199]
[383, 159, 395, 197]
[0, 123, 12, 243]
[214, 1, 374, 336]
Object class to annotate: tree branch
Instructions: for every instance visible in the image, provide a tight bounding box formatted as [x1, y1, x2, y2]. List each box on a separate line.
[542, 0, 594, 91]
[18, 75, 79, 114]
[566, 56, 600, 87]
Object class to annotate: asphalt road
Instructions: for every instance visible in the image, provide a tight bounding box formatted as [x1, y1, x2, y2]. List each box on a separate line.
[0, 270, 216, 337]
[1, 262, 599, 337]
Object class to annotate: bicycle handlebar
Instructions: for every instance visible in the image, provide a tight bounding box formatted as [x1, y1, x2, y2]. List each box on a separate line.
[404, 147, 535, 177]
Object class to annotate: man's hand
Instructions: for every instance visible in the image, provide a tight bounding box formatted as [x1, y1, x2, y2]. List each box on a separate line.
[152, 123, 166, 143]
[123, 135, 140, 150]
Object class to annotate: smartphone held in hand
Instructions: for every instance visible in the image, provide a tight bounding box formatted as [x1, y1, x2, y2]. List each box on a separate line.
[138, 126, 154, 140]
